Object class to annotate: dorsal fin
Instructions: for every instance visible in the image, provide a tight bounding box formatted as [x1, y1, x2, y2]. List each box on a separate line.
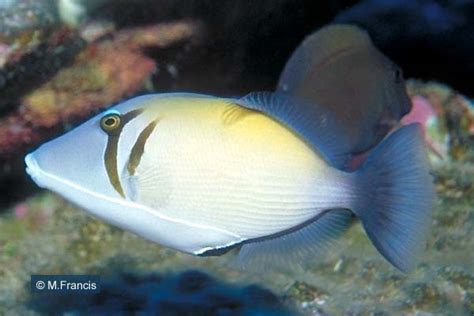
[236, 92, 350, 169]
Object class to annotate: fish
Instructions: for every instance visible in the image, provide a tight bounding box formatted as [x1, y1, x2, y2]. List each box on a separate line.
[277, 24, 412, 156]
[24, 92, 434, 272]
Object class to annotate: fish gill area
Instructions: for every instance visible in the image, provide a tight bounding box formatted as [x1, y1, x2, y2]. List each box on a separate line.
[0, 1, 473, 315]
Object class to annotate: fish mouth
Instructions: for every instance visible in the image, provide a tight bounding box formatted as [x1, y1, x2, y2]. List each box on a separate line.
[25, 153, 44, 188]
[25, 153, 37, 177]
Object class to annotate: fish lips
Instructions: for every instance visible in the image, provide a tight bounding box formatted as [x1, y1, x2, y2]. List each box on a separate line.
[25, 153, 46, 189]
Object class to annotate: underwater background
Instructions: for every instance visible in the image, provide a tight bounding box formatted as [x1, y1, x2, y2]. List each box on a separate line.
[0, 0, 473, 315]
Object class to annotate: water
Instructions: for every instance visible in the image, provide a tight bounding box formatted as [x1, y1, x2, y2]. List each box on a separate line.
[0, 1, 472, 315]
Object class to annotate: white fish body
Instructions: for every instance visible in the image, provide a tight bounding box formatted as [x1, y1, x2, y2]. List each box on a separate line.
[25, 93, 434, 271]
[128, 98, 351, 246]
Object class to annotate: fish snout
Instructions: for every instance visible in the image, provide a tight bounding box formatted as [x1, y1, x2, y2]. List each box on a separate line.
[25, 153, 43, 187]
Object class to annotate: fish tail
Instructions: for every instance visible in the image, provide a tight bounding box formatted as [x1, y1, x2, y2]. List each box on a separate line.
[353, 123, 435, 272]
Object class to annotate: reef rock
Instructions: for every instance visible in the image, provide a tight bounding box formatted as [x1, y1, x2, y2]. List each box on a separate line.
[0, 20, 201, 159]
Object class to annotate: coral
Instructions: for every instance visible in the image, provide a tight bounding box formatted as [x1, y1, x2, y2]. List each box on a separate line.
[57, 0, 111, 27]
[283, 282, 328, 315]
[0, 0, 62, 68]
[406, 80, 474, 163]
[0, 20, 201, 159]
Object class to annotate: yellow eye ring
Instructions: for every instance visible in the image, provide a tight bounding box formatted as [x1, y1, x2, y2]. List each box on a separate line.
[100, 113, 122, 133]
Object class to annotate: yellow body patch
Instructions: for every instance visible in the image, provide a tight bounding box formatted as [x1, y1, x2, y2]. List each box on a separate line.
[128, 96, 331, 238]
[141, 97, 324, 162]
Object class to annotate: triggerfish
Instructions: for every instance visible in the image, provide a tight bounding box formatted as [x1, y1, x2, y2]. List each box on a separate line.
[278, 24, 412, 155]
[25, 93, 434, 272]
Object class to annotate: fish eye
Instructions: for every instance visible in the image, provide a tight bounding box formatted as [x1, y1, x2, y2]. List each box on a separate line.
[100, 113, 122, 133]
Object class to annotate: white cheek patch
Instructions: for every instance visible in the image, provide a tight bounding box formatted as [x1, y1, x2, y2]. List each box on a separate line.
[123, 174, 140, 202]
[117, 120, 136, 173]
[117, 114, 161, 201]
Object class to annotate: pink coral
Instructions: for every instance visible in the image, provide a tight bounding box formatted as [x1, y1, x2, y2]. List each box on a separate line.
[402, 96, 437, 126]
[402, 96, 444, 159]
[346, 95, 444, 170]
[14, 203, 28, 219]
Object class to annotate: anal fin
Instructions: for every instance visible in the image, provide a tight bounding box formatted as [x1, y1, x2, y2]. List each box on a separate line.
[234, 209, 353, 272]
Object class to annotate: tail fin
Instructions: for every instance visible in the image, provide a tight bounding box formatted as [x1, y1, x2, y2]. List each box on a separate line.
[354, 123, 435, 272]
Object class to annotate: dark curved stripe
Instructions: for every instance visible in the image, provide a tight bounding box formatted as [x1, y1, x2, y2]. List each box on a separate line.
[104, 109, 143, 198]
[127, 119, 159, 176]
[104, 136, 124, 197]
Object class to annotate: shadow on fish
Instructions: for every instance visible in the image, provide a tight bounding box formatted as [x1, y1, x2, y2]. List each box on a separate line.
[24, 25, 434, 273]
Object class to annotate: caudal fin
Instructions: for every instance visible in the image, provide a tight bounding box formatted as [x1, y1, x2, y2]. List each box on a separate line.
[355, 123, 435, 272]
